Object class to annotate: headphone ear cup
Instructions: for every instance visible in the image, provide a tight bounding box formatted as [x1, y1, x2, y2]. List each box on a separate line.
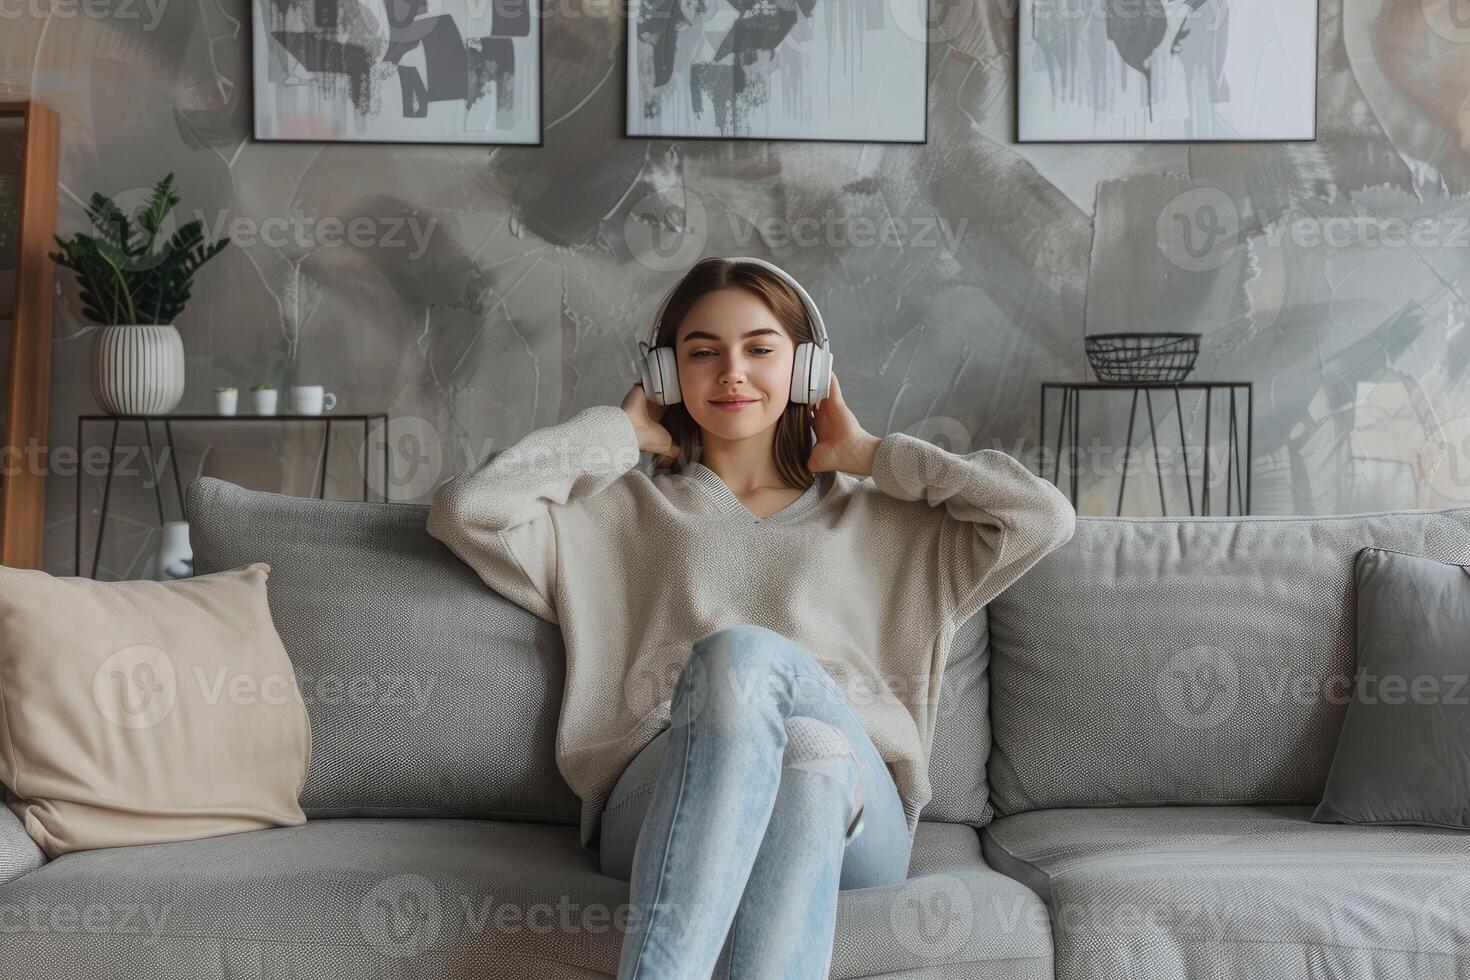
[638, 350, 661, 405]
[811, 345, 833, 405]
[790, 342, 814, 404]
[642, 346, 681, 406]
[790, 342, 832, 406]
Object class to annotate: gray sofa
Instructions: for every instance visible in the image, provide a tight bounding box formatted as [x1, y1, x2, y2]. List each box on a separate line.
[1, 475, 1468, 979]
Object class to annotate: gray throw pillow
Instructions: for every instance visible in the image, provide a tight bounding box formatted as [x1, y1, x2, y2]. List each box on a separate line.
[1312, 547, 1470, 829]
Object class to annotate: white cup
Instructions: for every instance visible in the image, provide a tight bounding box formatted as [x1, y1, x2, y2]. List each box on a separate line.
[214, 388, 238, 416]
[252, 388, 278, 415]
[290, 385, 338, 415]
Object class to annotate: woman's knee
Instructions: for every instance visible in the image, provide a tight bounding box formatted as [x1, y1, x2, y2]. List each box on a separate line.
[685, 625, 819, 681]
[672, 626, 814, 723]
[696, 623, 788, 656]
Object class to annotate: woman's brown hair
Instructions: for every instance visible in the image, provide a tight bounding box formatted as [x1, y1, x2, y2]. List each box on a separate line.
[646, 257, 817, 491]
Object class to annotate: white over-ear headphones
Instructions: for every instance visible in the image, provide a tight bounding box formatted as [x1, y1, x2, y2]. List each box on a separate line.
[638, 256, 834, 408]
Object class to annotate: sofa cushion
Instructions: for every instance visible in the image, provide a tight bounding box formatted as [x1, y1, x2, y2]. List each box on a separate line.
[1313, 547, 1470, 830]
[986, 506, 1470, 815]
[923, 606, 994, 827]
[0, 804, 44, 885]
[186, 476, 581, 825]
[185, 475, 996, 831]
[0, 562, 310, 858]
[0, 818, 1051, 980]
[981, 805, 1470, 979]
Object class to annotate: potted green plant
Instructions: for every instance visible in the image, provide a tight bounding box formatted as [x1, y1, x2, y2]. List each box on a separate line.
[49, 173, 229, 415]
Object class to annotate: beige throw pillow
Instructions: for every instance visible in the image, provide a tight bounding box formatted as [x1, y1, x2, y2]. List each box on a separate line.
[0, 562, 311, 858]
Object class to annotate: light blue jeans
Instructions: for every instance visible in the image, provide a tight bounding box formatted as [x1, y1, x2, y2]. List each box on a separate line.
[599, 624, 913, 979]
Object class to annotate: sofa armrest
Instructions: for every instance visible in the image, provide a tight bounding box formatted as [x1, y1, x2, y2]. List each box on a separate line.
[0, 803, 45, 884]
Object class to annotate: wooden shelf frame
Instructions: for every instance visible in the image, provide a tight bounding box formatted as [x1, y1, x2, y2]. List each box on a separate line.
[0, 100, 60, 569]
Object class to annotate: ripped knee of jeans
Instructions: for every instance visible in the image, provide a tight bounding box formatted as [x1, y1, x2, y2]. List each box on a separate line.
[782, 715, 864, 840]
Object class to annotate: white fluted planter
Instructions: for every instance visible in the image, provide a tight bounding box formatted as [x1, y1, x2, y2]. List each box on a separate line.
[90, 324, 186, 415]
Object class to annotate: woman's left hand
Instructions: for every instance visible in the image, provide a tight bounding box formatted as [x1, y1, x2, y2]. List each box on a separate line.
[806, 373, 882, 476]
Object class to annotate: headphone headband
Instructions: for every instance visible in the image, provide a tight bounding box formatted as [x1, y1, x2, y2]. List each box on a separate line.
[644, 256, 830, 352]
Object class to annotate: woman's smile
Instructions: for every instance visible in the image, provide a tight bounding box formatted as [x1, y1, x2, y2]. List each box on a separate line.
[710, 398, 760, 412]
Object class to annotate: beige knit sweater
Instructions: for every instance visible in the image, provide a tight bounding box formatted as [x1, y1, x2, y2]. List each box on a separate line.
[426, 404, 1076, 850]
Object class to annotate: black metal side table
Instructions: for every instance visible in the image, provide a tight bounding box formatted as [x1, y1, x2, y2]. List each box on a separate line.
[1040, 381, 1252, 516]
[75, 413, 391, 580]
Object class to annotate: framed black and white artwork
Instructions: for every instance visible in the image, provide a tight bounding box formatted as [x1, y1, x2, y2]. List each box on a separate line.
[626, 0, 928, 142]
[252, 0, 542, 145]
[1017, 0, 1318, 142]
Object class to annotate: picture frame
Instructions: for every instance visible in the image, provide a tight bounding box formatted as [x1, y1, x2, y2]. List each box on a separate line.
[252, 0, 543, 146]
[1016, 0, 1319, 143]
[625, 0, 929, 143]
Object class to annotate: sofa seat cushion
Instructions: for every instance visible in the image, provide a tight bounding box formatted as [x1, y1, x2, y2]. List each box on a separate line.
[982, 805, 1470, 979]
[0, 818, 1051, 980]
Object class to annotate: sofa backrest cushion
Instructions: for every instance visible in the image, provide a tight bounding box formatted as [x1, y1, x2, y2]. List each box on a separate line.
[186, 477, 581, 824]
[985, 506, 1470, 816]
[186, 477, 995, 826]
[924, 607, 994, 826]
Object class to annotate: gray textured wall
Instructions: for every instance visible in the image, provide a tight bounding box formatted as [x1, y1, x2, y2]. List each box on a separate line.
[3, 0, 1469, 579]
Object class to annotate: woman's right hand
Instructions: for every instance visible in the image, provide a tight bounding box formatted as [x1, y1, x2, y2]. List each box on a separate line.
[622, 382, 677, 460]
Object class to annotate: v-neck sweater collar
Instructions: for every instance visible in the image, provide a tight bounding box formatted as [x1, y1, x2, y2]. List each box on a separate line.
[684, 463, 832, 524]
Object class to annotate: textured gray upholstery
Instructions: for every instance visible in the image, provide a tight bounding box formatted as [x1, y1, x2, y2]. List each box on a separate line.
[184, 476, 994, 829]
[981, 805, 1470, 979]
[986, 506, 1470, 815]
[13, 479, 1461, 980]
[1313, 547, 1470, 829]
[185, 476, 581, 824]
[0, 818, 1051, 980]
[0, 796, 45, 885]
[924, 606, 993, 827]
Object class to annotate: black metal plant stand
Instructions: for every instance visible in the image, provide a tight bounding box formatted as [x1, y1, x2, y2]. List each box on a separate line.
[75, 413, 391, 580]
[1039, 382, 1252, 516]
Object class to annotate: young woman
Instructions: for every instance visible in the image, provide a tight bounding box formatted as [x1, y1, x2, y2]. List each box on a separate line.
[426, 257, 1076, 979]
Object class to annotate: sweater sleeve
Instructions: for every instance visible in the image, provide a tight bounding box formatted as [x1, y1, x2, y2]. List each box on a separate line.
[426, 404, 643, 624]
[869, 432, 1077, 628]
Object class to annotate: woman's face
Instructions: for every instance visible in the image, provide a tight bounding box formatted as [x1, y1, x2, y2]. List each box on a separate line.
[674, 287, 797, 441]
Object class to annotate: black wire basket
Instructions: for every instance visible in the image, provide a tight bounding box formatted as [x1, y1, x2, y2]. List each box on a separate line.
[1084, 332, 1200, 383]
